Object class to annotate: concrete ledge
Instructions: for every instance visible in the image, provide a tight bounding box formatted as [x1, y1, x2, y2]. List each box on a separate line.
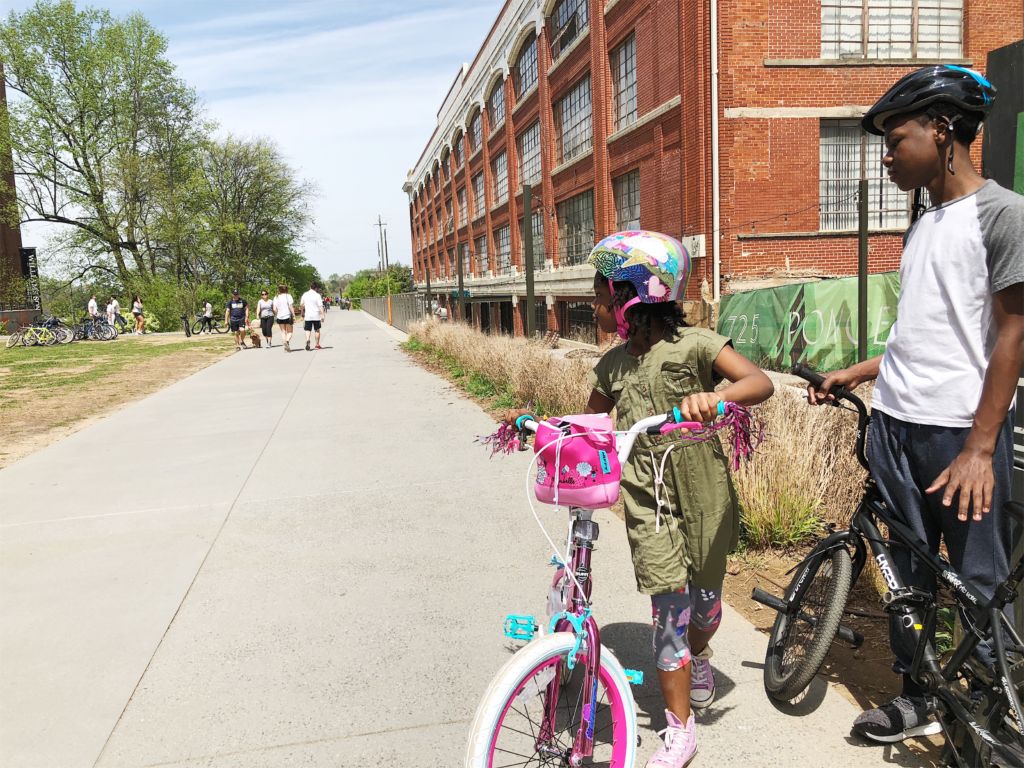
[607, 95, 681, 144]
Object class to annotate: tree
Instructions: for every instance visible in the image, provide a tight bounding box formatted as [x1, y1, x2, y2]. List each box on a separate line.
[343, 264, 413, 301]
[0, 1, 200, 283]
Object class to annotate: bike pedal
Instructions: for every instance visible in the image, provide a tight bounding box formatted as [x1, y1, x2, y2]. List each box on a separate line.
[624, 668, 644, 686]
[503, 614, 537, 641]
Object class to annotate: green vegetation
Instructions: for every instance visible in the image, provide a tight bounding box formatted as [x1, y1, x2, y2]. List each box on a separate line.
[344, 265, 415, 308]
[0, 1, 319, 330]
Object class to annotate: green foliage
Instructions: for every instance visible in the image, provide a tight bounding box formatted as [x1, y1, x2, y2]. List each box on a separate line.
[343, 265, 414, 300]
[739, 490, 823, 550]
[0, 1, 319, 323]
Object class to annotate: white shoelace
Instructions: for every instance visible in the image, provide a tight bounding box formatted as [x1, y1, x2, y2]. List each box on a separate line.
[650, 444, 677, 533]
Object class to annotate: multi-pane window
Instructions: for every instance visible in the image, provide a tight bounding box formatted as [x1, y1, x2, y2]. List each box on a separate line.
[534, 301, 548, 334]
[492, 151, 508, 205]
[474, 234, 489, 274]
[470, 110, 483, 152]
[472, 172, 485, 219]
[555, 76, 593, 164]
[564, 301, 597, 344]
[614, 170, 641, 230]
[460, 242, 471, 276]
[820, 120, 909, 231]
[444, 200, 453, 233]
[610, 34, 638, 130]
[493, 225, 511, 274]
[517, 121, 541, 188]
[488, 79, 506, 129]
[454, 135, 463, 167]
[446, 247, 455, 277]
[441, 151, 450, 180]
[821, 0, 963, 59]
[519, 210, 547, 271]
[557, 189, 595, 266]
[550, 0, 589, 59]
[514, 34, 538, 97]
[457, 187, 467, 226]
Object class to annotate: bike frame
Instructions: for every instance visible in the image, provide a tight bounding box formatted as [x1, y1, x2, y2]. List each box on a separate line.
[520, 412, 667, 763]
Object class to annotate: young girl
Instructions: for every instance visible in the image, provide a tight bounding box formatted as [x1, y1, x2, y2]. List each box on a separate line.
[515, 231, 773, 767]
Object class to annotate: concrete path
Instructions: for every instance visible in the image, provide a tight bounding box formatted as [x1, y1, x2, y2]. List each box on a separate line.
[0, 309, 920, 767]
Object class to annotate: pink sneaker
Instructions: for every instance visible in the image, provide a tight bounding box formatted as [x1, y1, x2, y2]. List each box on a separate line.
[689, 646, 716, 708]
[645, 709, 696, 768]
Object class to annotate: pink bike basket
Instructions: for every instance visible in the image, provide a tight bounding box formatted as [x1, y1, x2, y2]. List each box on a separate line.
[534, 414, 621, 508]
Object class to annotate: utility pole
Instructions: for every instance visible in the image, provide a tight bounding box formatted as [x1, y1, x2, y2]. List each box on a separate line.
[374, 215, 388, 270]
[523, 184, 536, 337]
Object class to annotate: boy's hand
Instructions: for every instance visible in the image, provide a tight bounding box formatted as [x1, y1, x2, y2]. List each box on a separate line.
[926, 447, 995, 522]
[807, 367, 860, 405]
[678, 392, 722, 423]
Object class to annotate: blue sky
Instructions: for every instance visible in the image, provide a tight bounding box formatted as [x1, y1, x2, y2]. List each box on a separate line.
[5, 0, 498, 278]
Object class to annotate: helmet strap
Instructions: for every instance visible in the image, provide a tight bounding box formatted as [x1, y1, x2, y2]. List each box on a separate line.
[610, 279, 641, 340]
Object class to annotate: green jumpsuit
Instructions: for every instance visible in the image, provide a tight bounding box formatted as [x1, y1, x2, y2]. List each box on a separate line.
[588, 328, 740, 595]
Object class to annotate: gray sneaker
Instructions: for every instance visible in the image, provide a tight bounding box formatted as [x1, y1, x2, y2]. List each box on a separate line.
[852, 696, 941, 743]
[689, 646, 715, 709]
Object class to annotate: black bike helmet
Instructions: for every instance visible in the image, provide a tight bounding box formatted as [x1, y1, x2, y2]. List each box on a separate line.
[861, 65, 996, 135]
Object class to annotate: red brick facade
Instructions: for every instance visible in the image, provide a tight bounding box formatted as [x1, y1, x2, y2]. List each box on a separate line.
[406, 0, 1021, 338]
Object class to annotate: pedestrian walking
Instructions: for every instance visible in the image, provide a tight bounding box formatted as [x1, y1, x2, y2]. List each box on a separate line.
[131, 295, 145, 334]
[225, 289, 250, 350]
[257, 290, 275, 348]
[299, 281, 325, 351]
[273, 284, 295, 351]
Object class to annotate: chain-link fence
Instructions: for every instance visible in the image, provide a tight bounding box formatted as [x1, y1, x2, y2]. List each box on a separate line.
[360, 292, 431, 333]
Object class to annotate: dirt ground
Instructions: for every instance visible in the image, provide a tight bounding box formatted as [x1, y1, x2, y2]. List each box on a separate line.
[0, 334, 233, 469]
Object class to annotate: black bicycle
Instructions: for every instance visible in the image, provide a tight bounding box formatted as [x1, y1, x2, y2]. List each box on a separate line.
[752, 364, 1024, 767]
[190, 314, 225, 335]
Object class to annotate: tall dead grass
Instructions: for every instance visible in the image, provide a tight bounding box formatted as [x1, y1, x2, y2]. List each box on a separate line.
[408, 319, 868, 551]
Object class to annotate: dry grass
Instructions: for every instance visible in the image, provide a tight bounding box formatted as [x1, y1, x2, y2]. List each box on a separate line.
[407, 319, 869, 551]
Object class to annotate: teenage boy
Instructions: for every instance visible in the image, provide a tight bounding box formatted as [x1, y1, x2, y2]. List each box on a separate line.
[226, 289, 250, 350]
[809, 65, 1023, 744]
[299, 281, 325, 351]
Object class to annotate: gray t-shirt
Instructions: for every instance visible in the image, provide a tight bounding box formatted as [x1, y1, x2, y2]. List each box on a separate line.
[874, 180, 1024, 427]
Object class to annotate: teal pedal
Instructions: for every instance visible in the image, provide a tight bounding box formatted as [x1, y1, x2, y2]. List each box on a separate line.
[624, 668, 644, 686]
[503, 614, 537, 641]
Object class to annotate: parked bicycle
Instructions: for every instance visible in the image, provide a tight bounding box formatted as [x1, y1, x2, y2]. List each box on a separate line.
[752, 364, 1023, 767]
[190, 313, 225, 335]
[465, 404, 754, 767]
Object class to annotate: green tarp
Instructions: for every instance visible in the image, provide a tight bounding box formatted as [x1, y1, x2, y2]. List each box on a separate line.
[716, 272, 900, 372]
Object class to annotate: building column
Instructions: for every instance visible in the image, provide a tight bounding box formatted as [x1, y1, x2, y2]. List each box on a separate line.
[589, 0, 614, 239]
[537, 24, 558, 269]
[504, 76, 521, 271]
[480, 101, 495, 277]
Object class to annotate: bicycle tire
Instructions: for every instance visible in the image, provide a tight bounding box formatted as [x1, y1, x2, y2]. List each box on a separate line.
[6, 330, 23, 348]
[191, 319, 205, 335]
[764, 546, 853, 702]
[58, 326, 74, 344]
[212, 322, 226, 334]
[464, 632, 638, 768]
[39, 328, 58, 345]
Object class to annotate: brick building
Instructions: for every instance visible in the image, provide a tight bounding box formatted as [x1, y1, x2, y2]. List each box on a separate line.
[404, 0, 1022, 341]
[0, 65, 32, 333]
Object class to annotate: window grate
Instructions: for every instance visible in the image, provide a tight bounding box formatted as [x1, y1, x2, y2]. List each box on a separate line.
[614, 169, 640, 230]
[819, 120, 909, 231]
[517, 122, 541, 188]
[564, 301, 597, 344]
[555, 76, 593, 165]
[821, 0, 962, 59]
[493, 225, 511, 275]
[550, 0, 589, 60]
[492, 151, 508, 205]
[514, 34, 538, 97]
[557, 189, 595, 267]
[474, 235, 489, 274]
[610, 34, 637, 130]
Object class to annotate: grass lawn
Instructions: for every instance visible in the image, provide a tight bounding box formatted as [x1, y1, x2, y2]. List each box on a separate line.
[0, 334, 234, 468]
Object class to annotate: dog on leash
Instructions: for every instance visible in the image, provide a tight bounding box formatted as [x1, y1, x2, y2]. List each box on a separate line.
[249, 331, 262, 348]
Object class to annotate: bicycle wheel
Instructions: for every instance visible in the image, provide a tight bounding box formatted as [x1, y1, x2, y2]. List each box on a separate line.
[6, 330, 23, 348]
[191, 319, 205, 335]
[764, 545, 852, 702]
[38, 328, 57, 345]
[58, 326, 74, 344]
[212, 321, 226, 334]
[465, 632, 638, 768]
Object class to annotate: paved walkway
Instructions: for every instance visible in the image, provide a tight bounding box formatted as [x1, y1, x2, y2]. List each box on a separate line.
[0, 310, 921, 767]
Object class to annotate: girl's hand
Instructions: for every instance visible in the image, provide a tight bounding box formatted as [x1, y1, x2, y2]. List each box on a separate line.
[503, 408, 533, 425]
[678, 392, 722, 423]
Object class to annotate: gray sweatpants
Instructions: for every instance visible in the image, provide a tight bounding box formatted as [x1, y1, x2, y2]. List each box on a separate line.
[867, 409, 1015, 678]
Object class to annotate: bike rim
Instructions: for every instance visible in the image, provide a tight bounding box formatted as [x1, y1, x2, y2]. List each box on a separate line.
[486, 651, 629, 767]
[780, 560, 835, 676]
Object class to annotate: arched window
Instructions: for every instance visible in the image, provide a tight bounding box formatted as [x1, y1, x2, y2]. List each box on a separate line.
[549, 0, 588, 59]
[469, 109, 483, 152]
[488, 78, 506, 130]
[514, 33, 538, 97]
[453, 132, 464, 166]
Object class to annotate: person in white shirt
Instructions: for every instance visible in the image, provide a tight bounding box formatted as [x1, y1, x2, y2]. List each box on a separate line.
[272, 284, 295, 352]
[106, 299, 115, 327]
[299, 281, 325, 351]
[109, 296, 121, 331]
[87, 295, 98, 317]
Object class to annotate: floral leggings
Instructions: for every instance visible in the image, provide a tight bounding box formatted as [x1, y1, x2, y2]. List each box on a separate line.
[651, 585, 723, 671]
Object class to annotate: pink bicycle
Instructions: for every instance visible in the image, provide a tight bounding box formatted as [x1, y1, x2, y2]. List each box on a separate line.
[465, 404, 758, 767]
